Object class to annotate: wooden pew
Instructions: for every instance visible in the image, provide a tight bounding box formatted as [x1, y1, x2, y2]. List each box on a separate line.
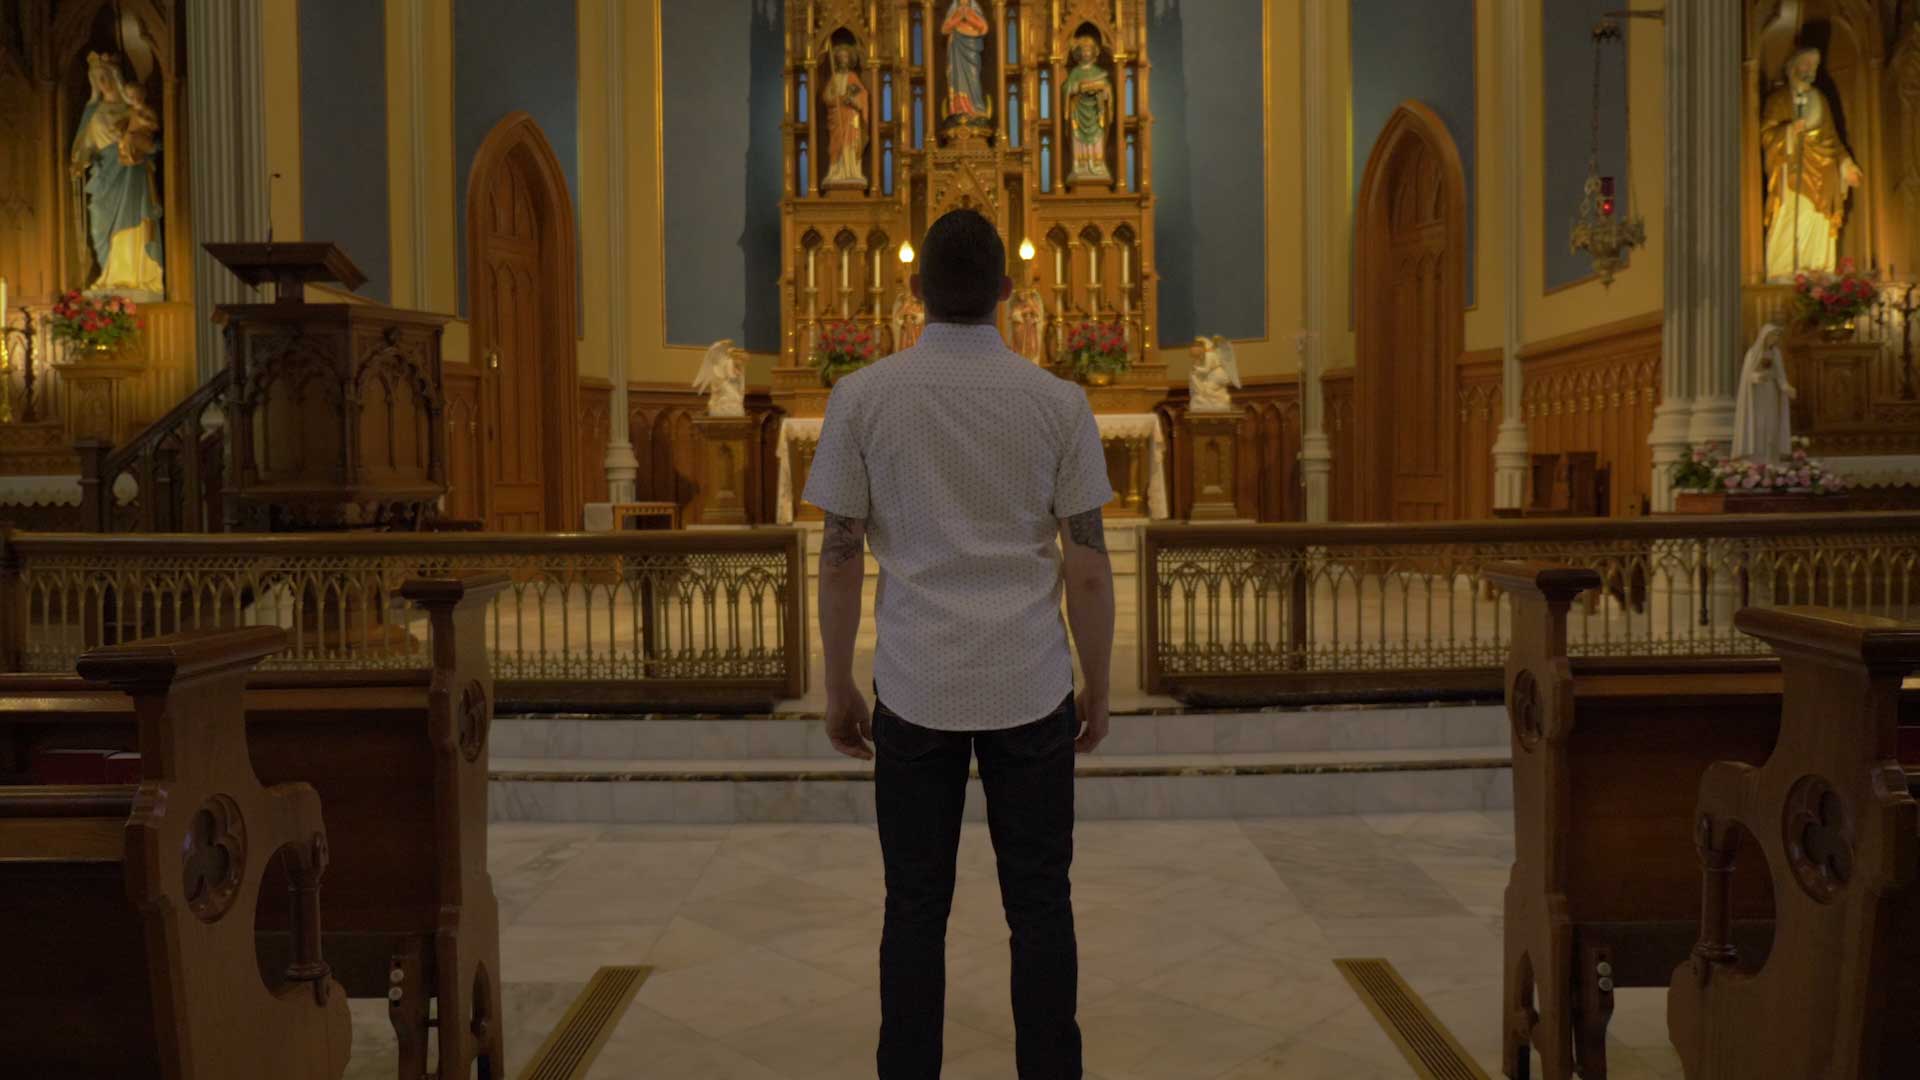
[1491, 563, 1791, 1080]
[0, 626, 351, 1078]
[1668, 607, 1920, 1079]
[0, 573, 509, 1080]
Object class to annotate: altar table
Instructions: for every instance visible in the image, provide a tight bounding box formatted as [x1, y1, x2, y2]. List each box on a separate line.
[775, 413, 1169, 524]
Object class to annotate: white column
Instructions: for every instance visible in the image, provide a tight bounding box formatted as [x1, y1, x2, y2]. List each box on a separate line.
[1297, 0, 1332, 522]
[186, 0, 271, 381]
[1684, 1, 1743, 452]
[400, 0, 433, 310]
[1491, 0, 1530, 509]
[601, 0, 639, 503]
[1648, 0, 1700, 510]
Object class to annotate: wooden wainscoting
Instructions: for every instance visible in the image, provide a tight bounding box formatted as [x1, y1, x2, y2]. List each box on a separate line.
[627, 383, 785, 526]
[578, 379, 612, 505]
[1455, 350, 1503, 521]
[443, 364, 484, 522]
[1323, 369, 1358, 521]
[1518, 312, 1662, 517]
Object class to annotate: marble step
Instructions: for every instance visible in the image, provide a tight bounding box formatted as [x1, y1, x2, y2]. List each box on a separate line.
[490, 705, 1507, 762]
[487, 745, 1513, 824]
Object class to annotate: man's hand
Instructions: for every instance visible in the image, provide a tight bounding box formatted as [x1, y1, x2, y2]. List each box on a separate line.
[1074, 690, 1109, 754]
[826, 683, 873, 761]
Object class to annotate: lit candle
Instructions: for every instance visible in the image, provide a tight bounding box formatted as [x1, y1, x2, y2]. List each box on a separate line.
[898, 240, 915, 265]
[1018, 237, 1036, 262]
[1121, 247, 1131, 286]
[872, 248, 881, 289]
[840, 247, 850, 291]
[1054, 245, 1064, 286]
[807, 249, 816, 289]
[1088, 246, 1100, 287]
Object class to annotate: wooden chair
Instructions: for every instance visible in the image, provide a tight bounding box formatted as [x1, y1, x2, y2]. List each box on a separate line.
[0, 572, 510, 1080]
[0, 626, 351, 1079]
[1669, 607, 1920, 1079]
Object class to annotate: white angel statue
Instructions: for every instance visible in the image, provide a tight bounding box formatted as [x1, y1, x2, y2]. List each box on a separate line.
[692, 339, 746, 417]
[1187, 335, 1242, 412]
[1733, 322, 1796, 463]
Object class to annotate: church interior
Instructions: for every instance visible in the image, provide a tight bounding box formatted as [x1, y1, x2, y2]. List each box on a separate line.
[2, 0, 1920, 1077]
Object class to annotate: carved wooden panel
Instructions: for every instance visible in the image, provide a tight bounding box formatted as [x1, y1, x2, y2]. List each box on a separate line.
[577, 380, 611, 505]
[1519, 313, 1662, 518]
[1456, 350, 1503, 520]
[1161, 376, 1302, 523]
[443, 366, 482, 522]
[1324, 370, 1358, 521]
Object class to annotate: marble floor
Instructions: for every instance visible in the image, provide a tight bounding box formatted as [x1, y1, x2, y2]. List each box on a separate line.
[344, 812, 1683, 1079]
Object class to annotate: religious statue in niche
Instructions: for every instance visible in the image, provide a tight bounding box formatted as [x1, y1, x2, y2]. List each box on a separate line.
[1187, 336, 1242, 412]
[1009, 284, 1047, 363]
[693, 339, 747, 417]
[891, 289, 925, 350]
[823, 40, 869, 189]
[1761, 46, 1863, 282]
[70, 51, 165, 299]
[1064, 33, 1113, 183]
[941, 0, 992, 130]
[1733, 323, 1796, 462]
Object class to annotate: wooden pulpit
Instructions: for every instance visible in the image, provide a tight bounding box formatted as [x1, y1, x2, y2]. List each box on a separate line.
[206, 242, 451, 530]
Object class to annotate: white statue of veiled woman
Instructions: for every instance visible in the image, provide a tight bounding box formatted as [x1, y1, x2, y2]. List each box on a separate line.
[692, 339, 746, 417]
[1733, 323, 1797, 463]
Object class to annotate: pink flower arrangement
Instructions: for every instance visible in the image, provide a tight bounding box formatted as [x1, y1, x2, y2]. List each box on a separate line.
[49, 291, 141, 350]
[1792, 259, 1878, 332]
[1672, 438, 1851, 496]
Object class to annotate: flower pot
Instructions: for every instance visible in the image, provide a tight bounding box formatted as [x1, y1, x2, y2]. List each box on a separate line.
[1081, 371, 1115, 388]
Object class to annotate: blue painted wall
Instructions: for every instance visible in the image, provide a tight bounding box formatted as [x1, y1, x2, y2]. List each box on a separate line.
[453, 0, 580, 321]
[298, 0, 390, 302]
[1350, 0, 1477, 305]
[662, 0, 786, 351]
[1149, 0, 1266, 346]
[1543, 0, 1629, 290]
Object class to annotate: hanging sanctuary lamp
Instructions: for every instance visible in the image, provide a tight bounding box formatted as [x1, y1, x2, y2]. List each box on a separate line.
[1569, 19, 1647, 286]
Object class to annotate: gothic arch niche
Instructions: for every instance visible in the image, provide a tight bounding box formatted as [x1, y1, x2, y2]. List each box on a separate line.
[1354, 101, 1467, 522]
[464, 111, 581, 530]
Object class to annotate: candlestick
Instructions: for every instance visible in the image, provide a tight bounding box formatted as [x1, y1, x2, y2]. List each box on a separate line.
[1087, 245, 1100, 288]
[807, 249, 816, 289]
[1054, 245, 1064, 286]
[840, 248, 849, 292]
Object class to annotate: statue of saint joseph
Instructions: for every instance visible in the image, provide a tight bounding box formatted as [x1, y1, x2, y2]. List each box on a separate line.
[1762, 47, 1863, 281]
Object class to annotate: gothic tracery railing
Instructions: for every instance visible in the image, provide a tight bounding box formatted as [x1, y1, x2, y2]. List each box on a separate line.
[0, 528, 808, 710]
[1141, 513, 1920, 701]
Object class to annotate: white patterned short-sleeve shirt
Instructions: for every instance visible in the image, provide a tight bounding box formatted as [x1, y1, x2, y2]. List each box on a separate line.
[803, 322, 1115, 731]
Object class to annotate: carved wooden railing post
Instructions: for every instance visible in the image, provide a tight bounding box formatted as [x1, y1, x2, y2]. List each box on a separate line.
[75, 437, 113, 532]
[0, 528, 21, 671]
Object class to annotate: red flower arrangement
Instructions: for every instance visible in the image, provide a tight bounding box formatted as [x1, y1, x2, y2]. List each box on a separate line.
[814, 320, 881, 385]
[1064, 320, 1129, 383]
[49, 291, 141, 351]
[1791, 258, 1878, 334]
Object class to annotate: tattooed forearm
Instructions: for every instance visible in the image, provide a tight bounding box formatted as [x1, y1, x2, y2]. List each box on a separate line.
[822, 513, 866, 568]
[1065, 508, 1107, 553]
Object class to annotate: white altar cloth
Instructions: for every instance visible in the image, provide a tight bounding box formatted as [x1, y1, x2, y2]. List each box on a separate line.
[776, 412, 1169, 523]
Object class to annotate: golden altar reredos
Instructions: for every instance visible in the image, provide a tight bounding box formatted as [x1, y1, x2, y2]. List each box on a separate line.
[774, 0, 1162, 420]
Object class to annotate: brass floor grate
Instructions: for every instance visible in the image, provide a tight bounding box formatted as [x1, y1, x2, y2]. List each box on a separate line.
[1334, 958, 1491, 1080]
[515, 965, 652, 1080]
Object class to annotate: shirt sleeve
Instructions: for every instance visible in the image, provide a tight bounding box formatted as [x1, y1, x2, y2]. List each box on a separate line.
[1052, 395, 1115, 519]
[802, 381, 870, 519]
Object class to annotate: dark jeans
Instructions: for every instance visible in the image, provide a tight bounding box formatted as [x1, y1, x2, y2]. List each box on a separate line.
[874, 692, 1083, 1080]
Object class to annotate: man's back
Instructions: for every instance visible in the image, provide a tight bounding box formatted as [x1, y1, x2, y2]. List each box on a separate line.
[804, 321, 1112, 730]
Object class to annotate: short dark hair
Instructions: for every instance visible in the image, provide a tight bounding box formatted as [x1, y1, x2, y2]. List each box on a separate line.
[918, 209, 1005, 319]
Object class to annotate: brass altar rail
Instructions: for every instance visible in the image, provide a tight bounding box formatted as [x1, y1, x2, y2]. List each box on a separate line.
[0, 528, 809, 711]
[1140, 513, 1920, 704]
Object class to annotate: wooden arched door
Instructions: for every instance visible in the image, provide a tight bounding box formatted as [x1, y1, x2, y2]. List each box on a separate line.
[1355, 102, 1467, 522]
[466, 112, 580, 531]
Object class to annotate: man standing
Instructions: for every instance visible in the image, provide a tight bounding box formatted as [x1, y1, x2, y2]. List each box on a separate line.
[804, 209, 1115, 1079]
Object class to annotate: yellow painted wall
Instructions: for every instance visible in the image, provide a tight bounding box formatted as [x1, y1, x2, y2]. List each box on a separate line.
[262, 0, 303, 242]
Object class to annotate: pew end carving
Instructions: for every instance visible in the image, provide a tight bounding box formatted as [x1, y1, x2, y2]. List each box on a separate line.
[1668, 606, 1920, 1080]
[0, 625, 352, 1079]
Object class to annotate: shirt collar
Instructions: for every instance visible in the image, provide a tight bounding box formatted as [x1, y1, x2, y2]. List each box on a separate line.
[915, 322, 1004, 350]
